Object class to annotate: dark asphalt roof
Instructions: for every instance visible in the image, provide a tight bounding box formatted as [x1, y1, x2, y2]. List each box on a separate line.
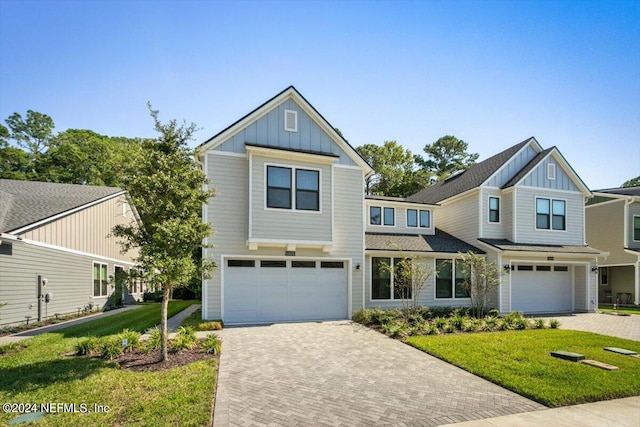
[479, 238, 602, 255]
[594, 187, 640, 197]
[366, 229, 484, 254]
[502, 147, 554, 188]
[407, 138, 533, 204]
[0, 179, 123, 233]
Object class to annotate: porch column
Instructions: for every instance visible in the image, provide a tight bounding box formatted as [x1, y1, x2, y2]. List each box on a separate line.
[635, 261, 640, 306]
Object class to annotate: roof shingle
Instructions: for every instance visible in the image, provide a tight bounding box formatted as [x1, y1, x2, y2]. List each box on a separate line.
[479, 238, 602, 255]
[366, 230, 484, 254]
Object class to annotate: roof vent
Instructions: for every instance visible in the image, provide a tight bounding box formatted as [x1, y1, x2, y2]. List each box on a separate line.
[284, 110, 297, 132]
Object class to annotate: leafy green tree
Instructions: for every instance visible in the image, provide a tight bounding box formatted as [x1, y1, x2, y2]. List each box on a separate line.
[416, 135, 479, 182]
[622, 176, 640, 187]
[458, 251, 502, 318]
[1, 124, 35, 180]
[356, 141, 424, 197]
[112, 105, 214, 361]
[4, 110, 55, 155]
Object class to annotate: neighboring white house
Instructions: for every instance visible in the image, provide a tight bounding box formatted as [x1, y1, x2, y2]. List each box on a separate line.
[0, 179, 142, 326]
[586, 187, 640, 306]
[198, 87, 604, 324]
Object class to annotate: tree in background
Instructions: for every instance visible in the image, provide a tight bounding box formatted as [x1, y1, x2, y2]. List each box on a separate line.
[0, 124, 34, 180]
[416, 135, 478, 182]
[112, 105, 214, 361]
[356, 141, 426, 197]
[4, 110, 55, 155]
[622, 176, 640, 187]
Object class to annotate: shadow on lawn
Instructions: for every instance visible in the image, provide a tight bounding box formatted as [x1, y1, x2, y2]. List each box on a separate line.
[0, 356, 111, 395]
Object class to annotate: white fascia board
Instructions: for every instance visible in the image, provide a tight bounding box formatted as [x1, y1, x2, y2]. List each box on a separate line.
[482, 137, 541, 186]
[591, 192, 640, 202]
[245, 144, 339, 165]
[8, 191, 128, 235]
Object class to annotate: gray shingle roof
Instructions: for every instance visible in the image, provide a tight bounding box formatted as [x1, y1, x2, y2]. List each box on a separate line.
[501, 147, 554, 189]
[366, 230, 484, 254]
[595, 187, 640, 197]
[407, 138, 533, 204]
[479, 238, 602, 255]
[0, 179, 123, 233]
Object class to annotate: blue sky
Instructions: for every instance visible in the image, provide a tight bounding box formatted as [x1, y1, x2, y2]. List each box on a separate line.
[1, 0, 638, 189]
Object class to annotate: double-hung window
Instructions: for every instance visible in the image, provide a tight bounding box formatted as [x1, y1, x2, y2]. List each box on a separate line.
[407, 209, 431, 228]
[536, 198, 566, 230]
[489, 197, 500, 223]
[435, 259, 469, 299]
[371, 257, 411, 300]
[370, 206, 395, 226]
[93, 262, 108, 297]
[266, 165, 319, 211]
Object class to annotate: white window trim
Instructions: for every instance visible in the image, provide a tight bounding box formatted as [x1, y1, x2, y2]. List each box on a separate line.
[93, 262, 109, 297]
[633, 215, 640, 242]
[369, 206, 396, 227]
[488, 195, 501, 224]
[434, 258, 471, 300]
[534, 196, 567, 232]
[263, 162, 322, 214]
[369, 256, 413, 302]
[599, 267, 609, 286]
[406, 208, 432, 229]
[547, 163, 556, 180]
[284, 109, 298, 132]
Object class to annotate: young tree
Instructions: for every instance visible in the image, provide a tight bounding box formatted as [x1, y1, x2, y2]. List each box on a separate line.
[416, 135, 479, 182]
[457, 251, 502, 318]
[112, 105, 215, 361]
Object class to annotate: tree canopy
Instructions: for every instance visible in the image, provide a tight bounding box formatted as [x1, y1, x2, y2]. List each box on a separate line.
[622, 176, 640, 187]
[416, 135, 478, 182]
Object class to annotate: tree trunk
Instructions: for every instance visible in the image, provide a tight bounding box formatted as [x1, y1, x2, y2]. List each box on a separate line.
[160, 286, 170, 361]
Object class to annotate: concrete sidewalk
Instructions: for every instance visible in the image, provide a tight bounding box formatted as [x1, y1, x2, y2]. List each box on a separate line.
[0, 304, 142, 345]
[440, 396, 640, 427]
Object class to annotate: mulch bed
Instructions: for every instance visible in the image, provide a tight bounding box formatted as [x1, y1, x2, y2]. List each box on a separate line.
[116, 348, 219, 372]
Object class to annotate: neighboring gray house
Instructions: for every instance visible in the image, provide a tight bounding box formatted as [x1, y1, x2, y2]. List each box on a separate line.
[586, 187, 640, 306]
[0, 179, 142, 326]
[199, 87, 603, 324]
[408, 137, 604, 314]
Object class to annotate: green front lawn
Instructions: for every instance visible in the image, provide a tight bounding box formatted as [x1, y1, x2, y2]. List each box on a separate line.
[599, 305, 640, 315]
[406, 329, 640, 407]
[0, 300, 217, 426]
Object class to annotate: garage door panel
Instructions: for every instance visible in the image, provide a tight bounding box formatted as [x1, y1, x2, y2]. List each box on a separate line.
[511, 265, 572, 313]
[224, 259, 347, 324]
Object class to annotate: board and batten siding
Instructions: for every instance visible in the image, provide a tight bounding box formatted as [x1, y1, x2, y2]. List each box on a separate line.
[514, 187, 584, 245]
[434, 191, 480, 245]
[17, 194, 138, 263]
[251, 155, 332, 242]
[486, 145, 538, 188]
[214, 99, 356, 166]
[586, 199, 635, 265]
[628, 202, 640, 249]
[521, 157, 578, 191]
[0, 242, 121, 326]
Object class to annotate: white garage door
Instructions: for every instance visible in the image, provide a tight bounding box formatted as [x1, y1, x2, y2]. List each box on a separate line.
[224, 259, 348, 324]
[511, 265, 572, 313]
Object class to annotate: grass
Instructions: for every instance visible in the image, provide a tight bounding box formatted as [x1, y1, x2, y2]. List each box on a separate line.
[598, 305, 640, 315]
[180, 308, 223, 330]
[0, 300, 217, 426]
[406, 329, 640, 407]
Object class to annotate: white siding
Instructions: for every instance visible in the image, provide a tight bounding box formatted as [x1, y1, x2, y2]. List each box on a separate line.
[515, 186, 584, 245]
[433, 191, 479, 245]
[574, 265, 587, 311]
[481, 188, 511, 240]
[586, 200, 635, 265]
[251, 155, 332, 242]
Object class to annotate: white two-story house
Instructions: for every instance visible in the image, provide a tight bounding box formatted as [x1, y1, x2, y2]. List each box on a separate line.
[198, 87, 603, 324]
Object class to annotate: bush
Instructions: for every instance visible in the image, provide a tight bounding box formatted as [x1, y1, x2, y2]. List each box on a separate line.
[430, 306, 454, 318]
[549, 319, 561, 329]
[196, 321, 223, 331]
[425, 324, 439, 335]
[513, 317, 529, 330]
[417, 306, 433, 320]
[379, 308, 403, 325]
[433, 316, 447, 329]
[141, 327, 162, 353]
[534, 318, 545, 329]
[75, 336, 102, 356]
[450, 313, 465, 330]
[118, 329, 141, 352]
[352, 308, 372, 325]
[143, 290, 162, 302]
[488, 308, 500, 317]
[0, 342, 19, 355]
[463, 319, 479, 332]
[200, 334, 222, 354]
[443, 322, 456, 333]
[101, 337, 124, 360]
[170, 326, 197, 352]
[483, 315, 499, 331]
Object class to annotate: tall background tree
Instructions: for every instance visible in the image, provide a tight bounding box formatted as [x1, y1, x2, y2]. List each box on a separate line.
[112, 105, 214, 361]
[416, 135, 478, 182]
[622, 176, 640, 187]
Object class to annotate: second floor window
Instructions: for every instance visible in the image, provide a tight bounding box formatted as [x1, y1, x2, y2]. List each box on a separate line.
[536, 198, 566, 230]
[489, 197, 500, 223]
[370, 206, 395, 226]
[266, 165, 319, 211]
[407, 209, 431, 228]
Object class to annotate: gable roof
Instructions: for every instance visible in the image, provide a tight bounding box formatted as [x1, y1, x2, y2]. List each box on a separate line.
[196, 86, 374, 175]
[0, 179, 124, 233]
[407, 137, 534, 204]
[501, 147, 554, 188]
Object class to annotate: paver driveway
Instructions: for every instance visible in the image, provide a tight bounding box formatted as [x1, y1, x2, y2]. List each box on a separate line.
[213, 321, 543, 427]
[551, 312, 640, 341]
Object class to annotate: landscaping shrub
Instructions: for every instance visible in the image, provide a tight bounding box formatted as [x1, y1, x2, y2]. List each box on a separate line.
[549, 319, 561, 329]
[513, 317, 529, 330]
[197, 321, 223, 331]
[425, 324, 439, 335]
[483, 315, 499, 331]
[417, 306, 432, 320]
[101, 337, 124, 360]
[430, 306, 454, 318]
[450, 313, 465, 330]
[534, 318, 546, 329]
[141, 327, 162, 353]
[75, 336, 102, 356]
[143, 290, 163, 302]
[200, 334, 222, 354]
[170, 326, 197, 352]
[443, 322, 456, 333]
[352, 308, 372, 325]
[433, 316, 447, 330]
[488, 308, 500, 317]
[463, 319, 479, 332]
[118, 329, 141, 352]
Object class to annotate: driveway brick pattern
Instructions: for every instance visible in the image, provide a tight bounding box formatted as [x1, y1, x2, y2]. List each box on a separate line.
[552, 313, 640, 341]
[213, 321, 543, 427]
